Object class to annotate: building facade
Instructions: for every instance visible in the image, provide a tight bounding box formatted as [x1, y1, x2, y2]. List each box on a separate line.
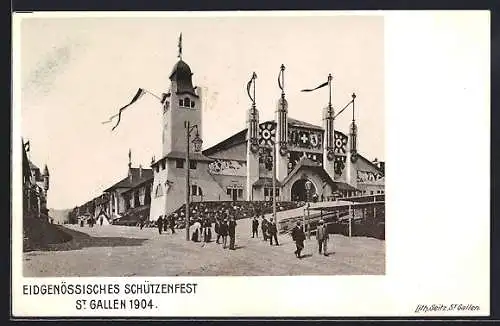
[22, 139, 50, 219]
[148, 48, 384, 222]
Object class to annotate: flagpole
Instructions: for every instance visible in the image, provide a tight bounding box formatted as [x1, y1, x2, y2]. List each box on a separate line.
[328, 73, 333, 111]
[272, 140, 277, 227]
[352, 93, 356, 122]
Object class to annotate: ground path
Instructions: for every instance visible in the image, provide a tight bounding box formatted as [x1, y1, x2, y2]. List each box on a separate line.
[24, 215, 385, 277]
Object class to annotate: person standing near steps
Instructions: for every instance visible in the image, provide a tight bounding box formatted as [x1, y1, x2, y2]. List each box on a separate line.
[291, 221, 306, 258]
[228, 217, 237, 250]
[251, 216, 259, 238]
[268, 218, 279, 246]
[316, 219, 329, 256]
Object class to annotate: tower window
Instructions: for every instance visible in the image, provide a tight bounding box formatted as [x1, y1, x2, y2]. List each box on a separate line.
[190, 101, 195, 108]
[179, 99, 184, 106]
[184, 98, 190, 108]
[160, 160, 166, 170]
[176, 159, 184, 168]
[189, 160, 197, 169]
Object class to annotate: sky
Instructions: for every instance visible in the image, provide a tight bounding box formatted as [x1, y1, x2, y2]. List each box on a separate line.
[17, 13, 384, 209]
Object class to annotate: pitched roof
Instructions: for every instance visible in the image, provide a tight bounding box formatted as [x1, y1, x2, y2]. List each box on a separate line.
[357, 154, 385, 175]
[202, 117, 349, 158]
[253, 177, 281, 187]
[103, 168, 153, 192]
[288, 117, 323, 130]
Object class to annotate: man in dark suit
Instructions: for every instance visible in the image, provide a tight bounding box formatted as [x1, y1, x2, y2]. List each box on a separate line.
[268, 218, 279, 246]
[252, 216, 259, 238]
[291, 221, 306, 258]
[228, 217, 237, 250]
[169, 215, 176, 234]
[261, 216, 268, 241]
[157, 216, 163, 235]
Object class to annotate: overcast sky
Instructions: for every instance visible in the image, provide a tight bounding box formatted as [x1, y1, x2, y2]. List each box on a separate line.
[18, 13, 384, 209]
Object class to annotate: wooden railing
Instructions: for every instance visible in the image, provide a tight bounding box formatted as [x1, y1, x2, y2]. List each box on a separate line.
[278, 201, 385, 240]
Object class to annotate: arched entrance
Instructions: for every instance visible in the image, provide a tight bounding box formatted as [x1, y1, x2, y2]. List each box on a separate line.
[291, 178, 317, 202]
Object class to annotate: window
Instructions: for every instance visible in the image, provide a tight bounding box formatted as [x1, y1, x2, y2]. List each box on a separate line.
[184, 98, 190, 107]
[189, 160, 197, 169]
[370, 191, 374, 195]
[237, 189, 243, 198]
[190, 101, 195, 108]
[161, 160, 166, 170]
[227, 188, 231, 196]
[176, 159, 184, 168]
[179, 99, 184, 106]
[155, 165, 159, 173]
[264, 188, 269, 196]
[191, 185, 203, 196]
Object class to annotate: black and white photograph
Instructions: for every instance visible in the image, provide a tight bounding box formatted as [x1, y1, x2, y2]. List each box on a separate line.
[19, 14, 385, 277]
[12, 11, 489, 317]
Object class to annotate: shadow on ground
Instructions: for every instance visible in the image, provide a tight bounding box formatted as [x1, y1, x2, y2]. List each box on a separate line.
[25, 226, 148, 252]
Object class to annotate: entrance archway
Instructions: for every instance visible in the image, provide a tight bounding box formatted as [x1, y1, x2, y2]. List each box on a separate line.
[291, 178, 317, 202]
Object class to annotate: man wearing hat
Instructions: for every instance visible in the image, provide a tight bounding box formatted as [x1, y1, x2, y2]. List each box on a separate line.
[268, 218, 279, 246]
[291, 221, 306, 258]
[316, 219, 329, 256]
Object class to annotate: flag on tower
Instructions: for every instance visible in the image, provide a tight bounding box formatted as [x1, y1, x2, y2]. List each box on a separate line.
[178, 33, 183, 59]
[24, 140, 30, 152]
[300, 81, 329, 92]
[102, 88, 146, 131]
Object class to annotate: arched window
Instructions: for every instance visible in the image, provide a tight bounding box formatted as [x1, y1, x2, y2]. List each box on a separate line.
[179, 99, 184, 107]
[191, 185, 203, 196]
[155, 184, 163, 197]
[190, 101, 195, 108]
[184, 97, 190, 108]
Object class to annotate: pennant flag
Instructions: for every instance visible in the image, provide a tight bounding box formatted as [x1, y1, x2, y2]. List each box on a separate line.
[102, 88, 146, 131]
[246, 78, 253, 102]
[301, 81, 328, 92]
[278, 69, 283, 91]
[178, 33, 183, 59]
[247, 72, 257, 103]
[160, 93, 168, 104]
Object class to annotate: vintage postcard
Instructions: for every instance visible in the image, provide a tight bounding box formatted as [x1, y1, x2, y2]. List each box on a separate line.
[11, 11, 489, 317]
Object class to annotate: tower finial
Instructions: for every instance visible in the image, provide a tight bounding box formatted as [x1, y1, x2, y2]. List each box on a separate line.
[128, 149, 132, 169]
[177, 33, 183, 60]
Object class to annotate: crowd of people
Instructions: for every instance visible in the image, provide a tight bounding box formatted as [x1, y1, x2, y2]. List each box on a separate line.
[164, 201, 304, 230]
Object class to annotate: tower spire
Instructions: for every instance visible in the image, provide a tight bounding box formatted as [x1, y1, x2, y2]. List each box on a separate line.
[177, 33, 183, 60]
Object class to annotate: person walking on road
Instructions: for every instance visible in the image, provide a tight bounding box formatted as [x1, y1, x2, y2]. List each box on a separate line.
[228, 217, 237, 250]
[252, 216, 259, 238]
[157, 216, 163, 235]
[269, 218, 279, 246]
[261, 215, 268, 241]
[291, 221, 306, 258]
[191, 219, 201, 242]
[203, 217, 212, 243]
[169, 215, 176, 234]
[215, 217, 221, 244]
[219, 218, 229, 249]
[316, 219, 329, 256]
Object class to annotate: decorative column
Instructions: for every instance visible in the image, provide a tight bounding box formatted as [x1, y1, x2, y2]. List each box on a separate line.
[322, 74, 336, 180]
[346, 93, 358, 187]
[275, 64, 289, 182]
[246, 72, 260, 200]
